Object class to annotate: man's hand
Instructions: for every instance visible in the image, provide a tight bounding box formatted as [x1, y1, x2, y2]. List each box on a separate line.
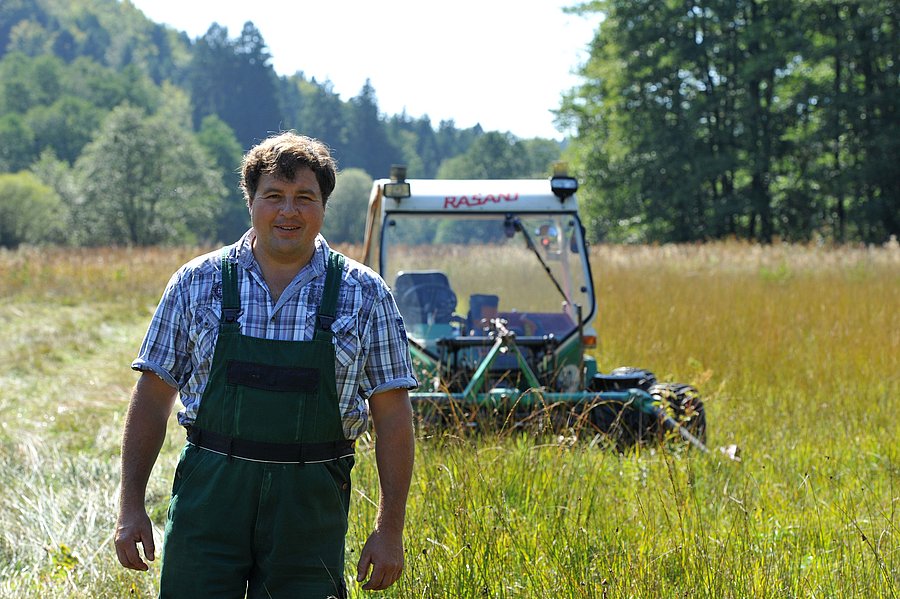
[356, 527, 404, 590]
[114, 506, 156, 570]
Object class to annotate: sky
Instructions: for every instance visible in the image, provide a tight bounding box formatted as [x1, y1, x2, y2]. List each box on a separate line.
[127, 0, 598, 140]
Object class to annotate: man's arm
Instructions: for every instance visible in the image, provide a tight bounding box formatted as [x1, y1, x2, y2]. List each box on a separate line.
[114, 371, 178, 571]
[356, 387, 414, 591]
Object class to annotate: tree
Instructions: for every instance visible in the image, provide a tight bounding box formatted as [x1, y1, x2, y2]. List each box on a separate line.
[343, 80, 400, 177]
[6, 19, 52, 56]
[0, 0, 41, 58]
[0, 53, 64, 113]
[189, 22, 283, 149]
[520, 139, 565, 178]
[321, 168, 372, 245]
[0, 52, 164, 169]
[196, 114, 247, 241]
[279, 75, 348, 157]
[74, 104, 226, 245]
[64, 58, 161, 114]
[437, 132, 559, 179]
[0, 171, 65, 248]
[72, 11, 110, 64]
[387, 112, 445, 178]
[0, 113, 35, 172]
[25, 96, 103, 164]
[796, 0, 899, 242]
[29, 148, 80, 244]
[436, 119, 484, 161]
[562, 0, 897, 244]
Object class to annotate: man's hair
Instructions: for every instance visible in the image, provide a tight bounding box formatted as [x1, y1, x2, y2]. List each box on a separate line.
[240, 132, 337, 207]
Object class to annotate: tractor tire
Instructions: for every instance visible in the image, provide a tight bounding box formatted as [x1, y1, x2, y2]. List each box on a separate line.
[647, 382, 707, 444]
[590, 401, 654, 451]
[587, 396, 653, 448]
[609, 367, 657, 390]
[587, 365, 657, 447]
[587, 380, 706, 449]
[589, 366, 657, 392]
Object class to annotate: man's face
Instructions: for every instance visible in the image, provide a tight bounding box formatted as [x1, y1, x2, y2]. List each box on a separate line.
[249, 168, 325, 266]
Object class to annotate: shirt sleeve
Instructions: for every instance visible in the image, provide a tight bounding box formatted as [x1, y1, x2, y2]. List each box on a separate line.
[131, 268, 191, 389]
[362, 291, 419, 398]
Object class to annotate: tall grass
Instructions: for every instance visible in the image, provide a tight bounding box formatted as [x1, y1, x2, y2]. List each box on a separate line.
[0, 242, 897, 597]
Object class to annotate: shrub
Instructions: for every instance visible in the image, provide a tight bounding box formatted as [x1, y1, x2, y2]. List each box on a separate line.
[0, 171, 66, 248]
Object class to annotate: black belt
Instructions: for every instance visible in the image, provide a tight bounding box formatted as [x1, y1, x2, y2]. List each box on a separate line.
[186, 427, 355, 464]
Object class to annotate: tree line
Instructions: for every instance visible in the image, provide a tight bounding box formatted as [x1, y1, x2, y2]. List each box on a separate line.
[560, 0, 897, 244]
[0, 0, 896, 248]
[0, 0, 559, 248]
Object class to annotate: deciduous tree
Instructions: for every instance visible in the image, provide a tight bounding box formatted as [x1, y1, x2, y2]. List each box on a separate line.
[321, 168, 372, 245]
[74, 105, 225, 245]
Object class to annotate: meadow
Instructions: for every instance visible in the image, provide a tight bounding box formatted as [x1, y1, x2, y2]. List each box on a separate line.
[0, 241, 897, 598]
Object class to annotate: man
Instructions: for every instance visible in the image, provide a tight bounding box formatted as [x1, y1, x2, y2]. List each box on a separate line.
[114, 132, 417, 598]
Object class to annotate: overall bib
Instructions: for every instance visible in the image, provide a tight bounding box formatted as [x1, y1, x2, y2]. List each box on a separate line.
[159, 250, 353, 599]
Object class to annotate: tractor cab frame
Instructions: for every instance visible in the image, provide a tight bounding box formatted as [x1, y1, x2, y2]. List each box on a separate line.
[360, 166, 707, 447]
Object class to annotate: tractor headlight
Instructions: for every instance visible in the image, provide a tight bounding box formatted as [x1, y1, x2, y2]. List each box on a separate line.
[383, 182, 410, 199]
[384, 164, 411, 199]
[550, 175, 578, 200]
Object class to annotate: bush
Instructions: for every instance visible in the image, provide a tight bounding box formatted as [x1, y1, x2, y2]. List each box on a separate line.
[0, 171, 66, 248]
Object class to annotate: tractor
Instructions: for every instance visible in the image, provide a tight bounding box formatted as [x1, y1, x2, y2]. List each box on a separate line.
[359, 166, 707, 450]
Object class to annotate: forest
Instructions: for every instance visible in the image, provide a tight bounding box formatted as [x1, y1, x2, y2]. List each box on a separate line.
[564, 0, 897, 244]
[0, 0, 896, 247]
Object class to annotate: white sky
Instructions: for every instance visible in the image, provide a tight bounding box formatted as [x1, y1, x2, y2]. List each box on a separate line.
[127, 0, 598, 140]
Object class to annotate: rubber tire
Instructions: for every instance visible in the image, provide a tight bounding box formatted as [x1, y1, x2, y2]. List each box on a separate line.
[588, 380, 706, 448]
[647, 382, 707, 444]
[609, 366, 657, 391]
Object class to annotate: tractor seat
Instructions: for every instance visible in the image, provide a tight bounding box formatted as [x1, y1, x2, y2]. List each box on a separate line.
[393, 271, 457, 325]
[467, 293, 499, 334]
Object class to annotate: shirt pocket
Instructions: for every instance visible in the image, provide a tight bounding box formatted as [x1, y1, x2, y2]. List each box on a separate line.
[190, 304, 221, 362]
[332, 314, 359, 368]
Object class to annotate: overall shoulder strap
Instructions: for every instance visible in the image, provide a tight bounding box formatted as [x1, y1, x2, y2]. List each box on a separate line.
[314, 249, 346, 341]
[220, 250, 242, 327]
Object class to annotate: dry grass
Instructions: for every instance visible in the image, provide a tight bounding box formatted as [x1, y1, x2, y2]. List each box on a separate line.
[0, 241, 897, 597]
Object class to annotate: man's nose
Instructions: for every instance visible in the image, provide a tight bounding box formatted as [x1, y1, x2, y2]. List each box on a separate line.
[280, 196, 301, 214]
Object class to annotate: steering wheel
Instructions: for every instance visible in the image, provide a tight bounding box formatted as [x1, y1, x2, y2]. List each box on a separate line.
[399, 284, 457, 320]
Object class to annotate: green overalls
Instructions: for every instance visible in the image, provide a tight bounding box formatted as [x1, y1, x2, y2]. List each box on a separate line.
[159, 250, 353, 599]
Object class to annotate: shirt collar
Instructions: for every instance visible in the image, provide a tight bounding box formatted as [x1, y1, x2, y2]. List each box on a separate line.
[234, 229, 330, 283]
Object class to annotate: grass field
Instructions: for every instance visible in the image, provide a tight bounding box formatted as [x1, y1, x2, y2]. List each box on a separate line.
[0, 242, 897, 598]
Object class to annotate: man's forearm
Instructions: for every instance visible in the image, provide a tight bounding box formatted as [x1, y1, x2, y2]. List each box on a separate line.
[369, 389, 415, 532]
[119, 372, 177, 509]
[115, 371, 177, 570]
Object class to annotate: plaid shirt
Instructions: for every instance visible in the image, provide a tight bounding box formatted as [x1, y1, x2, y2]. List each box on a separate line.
[132, 230, 417, 439]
